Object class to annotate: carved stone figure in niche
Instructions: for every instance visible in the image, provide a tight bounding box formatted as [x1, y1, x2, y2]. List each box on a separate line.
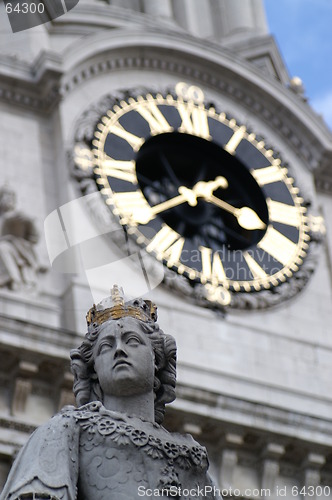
[0, 186, 40, 290]
[1, 285, 221, 499]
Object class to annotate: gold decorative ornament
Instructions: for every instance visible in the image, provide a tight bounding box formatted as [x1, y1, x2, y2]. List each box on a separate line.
[86, 285, 158, 327]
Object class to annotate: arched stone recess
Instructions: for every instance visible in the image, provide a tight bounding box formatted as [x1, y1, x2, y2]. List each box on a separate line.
[60, 28, 332, 173]
[60, 29, 329, 311]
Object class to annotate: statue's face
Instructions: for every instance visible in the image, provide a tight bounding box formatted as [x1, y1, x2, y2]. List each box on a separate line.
[93, 317, 155, 398]
[0, 190, 16, 212]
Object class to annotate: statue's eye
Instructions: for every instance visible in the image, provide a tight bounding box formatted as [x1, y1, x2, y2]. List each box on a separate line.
[98, 342, 112, 354]
[126, 336, 142, 346]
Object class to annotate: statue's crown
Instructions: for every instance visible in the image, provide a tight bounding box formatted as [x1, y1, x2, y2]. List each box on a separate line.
[86, 285, 158, 327]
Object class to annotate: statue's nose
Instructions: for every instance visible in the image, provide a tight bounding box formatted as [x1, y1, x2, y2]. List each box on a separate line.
[114, 343, 128, 359]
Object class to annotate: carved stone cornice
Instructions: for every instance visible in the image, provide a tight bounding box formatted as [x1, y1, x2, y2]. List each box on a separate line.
[0, 416, 36, 437]
[1, 24, 331, 172]
[0, 313, 81, 356]
[223, 34, 290, 85]
[0, 317, 79, 447]
[48, 1, 180, 33]
[315, 151, 332, 195]
[0, 51, 62, 112]
[172, 384, 332, 449]
[165, 388, 332, 487]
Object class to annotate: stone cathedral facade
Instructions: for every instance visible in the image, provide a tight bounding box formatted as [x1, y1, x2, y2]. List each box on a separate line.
[0, 1, 332, 498]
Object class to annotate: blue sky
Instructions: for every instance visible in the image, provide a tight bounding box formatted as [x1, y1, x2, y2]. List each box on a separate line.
[264, 0, 332, 130]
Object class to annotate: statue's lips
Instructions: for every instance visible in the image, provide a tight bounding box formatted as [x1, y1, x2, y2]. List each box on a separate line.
[113, 360, 131, 369]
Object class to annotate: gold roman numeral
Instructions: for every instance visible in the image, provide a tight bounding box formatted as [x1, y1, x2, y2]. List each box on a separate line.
[257, 226, 297, 265]
[112, 191, 151, 224]
[243, 251, 268, 279]
[177, 102, 211, 139]
[96, 155, 137, 184]
[251, 166, 284, 186]
[224, 126, 246, 155]
[146, 225, 185, 266]
[107, 122, 144, 151]
[199, 246, 226, 284]
[267, 199, 301, 227]
[136, 101, 173, 135]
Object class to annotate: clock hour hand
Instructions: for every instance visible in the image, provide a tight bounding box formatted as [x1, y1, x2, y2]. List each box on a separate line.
[190, 177, 265, 230]
[192, 176, 229, 198]
[205, 194, 266, 231]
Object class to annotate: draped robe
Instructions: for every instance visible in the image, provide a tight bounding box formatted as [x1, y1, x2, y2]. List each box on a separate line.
[1, 402, 221, 500]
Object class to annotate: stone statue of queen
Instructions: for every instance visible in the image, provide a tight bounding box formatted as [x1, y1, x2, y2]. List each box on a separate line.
[1, 286, 221, 499]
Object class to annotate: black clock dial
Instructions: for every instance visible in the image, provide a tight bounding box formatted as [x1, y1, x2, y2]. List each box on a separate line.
[87, 83, 310, 306]
[135, 132, 268, 251]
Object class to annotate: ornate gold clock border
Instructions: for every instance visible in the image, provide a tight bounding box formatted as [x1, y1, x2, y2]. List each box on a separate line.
[70, 82, 325, 311]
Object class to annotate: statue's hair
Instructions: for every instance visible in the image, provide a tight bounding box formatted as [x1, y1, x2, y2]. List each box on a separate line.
[70, 319, 177, 424]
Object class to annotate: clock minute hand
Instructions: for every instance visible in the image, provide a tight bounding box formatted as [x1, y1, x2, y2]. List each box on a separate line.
[205, 194, 266, 231]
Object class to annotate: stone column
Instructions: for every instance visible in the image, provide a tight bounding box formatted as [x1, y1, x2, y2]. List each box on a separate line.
[223, 0, 255, 36]
[11, 361, 38, 415]
[220, 433, 243, 490]
[260, 443, 285, 499]
[251, 0, 268, 34]
[58, 371, 75, 410]
[173, 0, 213, 38]
[208, 0, 268, 40]
[221, 449, 238, 490]
[111, 0, 140, 10]
[142, 0, 173, 18]
[301, 453, 326, 500]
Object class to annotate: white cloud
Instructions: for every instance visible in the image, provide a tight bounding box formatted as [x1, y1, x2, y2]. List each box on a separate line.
[311, 91, 332, 131]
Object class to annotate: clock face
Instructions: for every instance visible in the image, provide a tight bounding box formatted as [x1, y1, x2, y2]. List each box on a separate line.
[85, 82, 310, 308]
